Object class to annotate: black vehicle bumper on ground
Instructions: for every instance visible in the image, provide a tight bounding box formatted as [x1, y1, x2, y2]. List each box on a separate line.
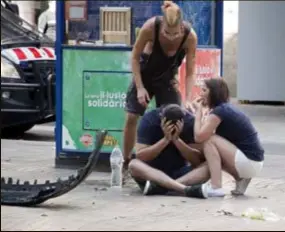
[1, 73, 55, 128]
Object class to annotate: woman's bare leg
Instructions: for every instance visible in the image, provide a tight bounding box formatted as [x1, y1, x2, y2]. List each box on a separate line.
[208, 135, 240, 179]
[202, 135, 240, 197]
[203, 139, 223, 188]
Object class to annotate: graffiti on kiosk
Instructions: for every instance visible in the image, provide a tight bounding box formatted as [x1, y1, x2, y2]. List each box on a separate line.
[103, 135, 118, 147]
[80, 133, 118, 148]
[80, 133, 93, 147]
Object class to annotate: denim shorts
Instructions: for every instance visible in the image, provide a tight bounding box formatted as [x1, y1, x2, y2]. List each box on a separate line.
[124, 81, 181, 116]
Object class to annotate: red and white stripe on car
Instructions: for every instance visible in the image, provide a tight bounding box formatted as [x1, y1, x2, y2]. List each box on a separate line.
[1, 47, 56, 64]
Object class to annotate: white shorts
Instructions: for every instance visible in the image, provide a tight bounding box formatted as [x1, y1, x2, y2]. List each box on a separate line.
[235, 150, 264, 178]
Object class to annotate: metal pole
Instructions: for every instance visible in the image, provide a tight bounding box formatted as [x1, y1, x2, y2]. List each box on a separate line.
[55, 0, 65, 158]
[215, 1, 224, 76]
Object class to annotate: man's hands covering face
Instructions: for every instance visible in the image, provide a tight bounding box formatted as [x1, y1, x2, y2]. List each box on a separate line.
[161, 118, 174, 141]
[161, 118, 184, 142]
[172, 119, 184, 141]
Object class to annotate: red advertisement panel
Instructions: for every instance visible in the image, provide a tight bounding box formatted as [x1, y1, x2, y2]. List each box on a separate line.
[178, 49, 221, 102]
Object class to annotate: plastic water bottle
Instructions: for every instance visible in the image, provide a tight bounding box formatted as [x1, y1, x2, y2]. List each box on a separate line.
[110, 145, 123, 188]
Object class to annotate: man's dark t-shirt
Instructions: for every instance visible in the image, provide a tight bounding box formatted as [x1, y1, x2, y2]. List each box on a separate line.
[211, 103, 264, 161]
[136, 109, 195, 175]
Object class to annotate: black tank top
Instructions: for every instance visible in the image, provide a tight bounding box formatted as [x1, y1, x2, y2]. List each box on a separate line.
[140, 16, 190, 88]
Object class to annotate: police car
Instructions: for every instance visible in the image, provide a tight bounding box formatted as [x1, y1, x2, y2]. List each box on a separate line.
[1, 0, 56, 136]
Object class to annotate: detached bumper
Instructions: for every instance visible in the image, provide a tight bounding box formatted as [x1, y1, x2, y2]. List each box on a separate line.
[1, 77, 55, 127]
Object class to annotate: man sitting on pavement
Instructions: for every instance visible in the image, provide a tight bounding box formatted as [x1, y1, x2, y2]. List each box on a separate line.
[128, 104, 210, 198]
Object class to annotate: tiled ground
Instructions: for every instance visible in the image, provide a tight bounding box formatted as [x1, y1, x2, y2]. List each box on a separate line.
[1, 105, 285, 231]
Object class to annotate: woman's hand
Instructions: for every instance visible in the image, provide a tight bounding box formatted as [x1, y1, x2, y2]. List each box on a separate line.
[192, 97, 204, 112]
[185, 100, 196, 113]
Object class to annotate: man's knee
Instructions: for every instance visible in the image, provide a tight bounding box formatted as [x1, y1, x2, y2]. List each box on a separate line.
[128, 159, 141, 176]
[125, 113, 139, 127]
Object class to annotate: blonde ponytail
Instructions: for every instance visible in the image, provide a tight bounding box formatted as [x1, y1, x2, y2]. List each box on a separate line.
[161, 1, 182, 27]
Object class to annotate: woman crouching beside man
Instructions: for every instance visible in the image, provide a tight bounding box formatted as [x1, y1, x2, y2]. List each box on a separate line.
[191, 77, 264, 197]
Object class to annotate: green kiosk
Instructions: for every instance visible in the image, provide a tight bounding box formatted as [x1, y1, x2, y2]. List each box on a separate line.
[55, 1, 223, 166]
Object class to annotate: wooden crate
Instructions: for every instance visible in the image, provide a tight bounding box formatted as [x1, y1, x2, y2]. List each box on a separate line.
[99, 7, 131, 45]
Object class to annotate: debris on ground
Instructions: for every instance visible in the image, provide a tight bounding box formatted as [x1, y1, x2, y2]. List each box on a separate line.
[216, 209, 234, 216]
[241, 208, 281, 221]
[94, 187, 108, 191]
[258, 196, 268, 199]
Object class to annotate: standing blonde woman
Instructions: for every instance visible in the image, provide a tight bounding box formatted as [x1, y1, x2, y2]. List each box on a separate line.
[123, 1, 198, 172]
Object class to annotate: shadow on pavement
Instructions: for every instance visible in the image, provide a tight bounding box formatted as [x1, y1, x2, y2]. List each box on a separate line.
[34, 203, 82, 210]
[21, 131, 55, 142]
[1, 125, 55, 142]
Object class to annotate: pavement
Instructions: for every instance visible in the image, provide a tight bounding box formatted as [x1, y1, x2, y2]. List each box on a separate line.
[1, 104, 285, 231]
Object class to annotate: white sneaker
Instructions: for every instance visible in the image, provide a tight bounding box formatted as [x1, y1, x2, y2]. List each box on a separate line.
[231, 178, 251, 195]
[204, 183, 225, 197]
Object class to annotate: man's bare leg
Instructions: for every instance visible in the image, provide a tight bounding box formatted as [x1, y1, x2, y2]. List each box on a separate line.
[176, 162, 210, 185]
[129, 159, 186, 193]
[173, 143, 209, 186]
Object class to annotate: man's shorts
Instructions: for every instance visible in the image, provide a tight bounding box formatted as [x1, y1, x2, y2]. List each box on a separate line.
[125, 81, 181, 116]
[132, 165, 193, 192]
